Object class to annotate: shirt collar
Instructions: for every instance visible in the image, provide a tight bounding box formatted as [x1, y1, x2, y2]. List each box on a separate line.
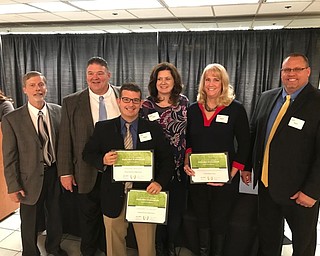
[120, 117, 138, 134]
[282, 84, 307, 101]
[27, 101, 47, 116]
[88, 85, 112, 101]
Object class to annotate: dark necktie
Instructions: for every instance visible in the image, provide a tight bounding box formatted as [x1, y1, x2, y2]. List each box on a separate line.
[99, 96, 107, 121]
[38, 111, 53, 166]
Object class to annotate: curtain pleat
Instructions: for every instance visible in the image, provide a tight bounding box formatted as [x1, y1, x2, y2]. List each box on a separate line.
[0, 28, 320, 118]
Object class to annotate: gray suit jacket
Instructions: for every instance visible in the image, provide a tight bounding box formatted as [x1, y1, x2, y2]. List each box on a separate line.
[2, 103, 61, 205]
[57, 86, 119, 194]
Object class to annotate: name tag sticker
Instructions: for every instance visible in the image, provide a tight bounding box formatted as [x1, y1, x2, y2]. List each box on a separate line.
[148, 112, 160, 121]
[216, 115, 229, 123]
[139, 132, 152, 142]
[288, 117, 305, 130]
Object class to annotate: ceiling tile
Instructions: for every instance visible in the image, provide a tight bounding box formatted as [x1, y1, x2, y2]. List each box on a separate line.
[88, 10, 136, 19]
[53, 11, 102, 20]
[128, 8, 174, 18]
[18, 12, 69, 22]
[258, 2, 311, 14]
[214, 4, 259, 16]
[169, 7, 213, 17]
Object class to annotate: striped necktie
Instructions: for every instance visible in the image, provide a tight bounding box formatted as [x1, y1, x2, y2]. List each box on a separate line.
[261, 95, 291, 187]
[38, 111, 53, 166]
[124, 123, 133, 149]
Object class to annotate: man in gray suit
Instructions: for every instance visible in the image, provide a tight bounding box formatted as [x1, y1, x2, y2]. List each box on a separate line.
[2, 71, 67, 256]
[57, 56, 120, 256]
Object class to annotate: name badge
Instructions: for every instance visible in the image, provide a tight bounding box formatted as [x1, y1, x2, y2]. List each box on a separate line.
[216, 114, 229, 124]
[148, 112, 160, 121]
[139, 132, 152, 142]
[288, 117, 305, 130]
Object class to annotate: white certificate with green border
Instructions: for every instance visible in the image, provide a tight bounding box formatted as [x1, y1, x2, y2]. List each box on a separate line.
[125, 189, 169, 224]
[190, 152, 230, 183]
[113, 150, 154, 182]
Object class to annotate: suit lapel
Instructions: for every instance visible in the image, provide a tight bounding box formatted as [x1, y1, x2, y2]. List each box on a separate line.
[275, 83, 313, 135]
[21, 105, 42, 145]
[47, 104, 58, 149]
[78, 89, 94, 132]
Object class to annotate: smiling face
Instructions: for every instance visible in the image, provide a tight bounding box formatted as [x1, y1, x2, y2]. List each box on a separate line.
[117, 89, 142, 123]
[86, 63, 111, 95]
[156, 70, 174, 98]
[204, 71, 222, 100]
[23, 75, 47, 109]
[281, 56, 310, 95]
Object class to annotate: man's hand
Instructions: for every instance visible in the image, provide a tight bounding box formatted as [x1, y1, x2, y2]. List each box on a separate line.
[290, 191, 317, 208]
[9, 190, 25, 203]
[146, 181, 162, 194]
[60, 175, 77, 192]
[103, 151, 118, 166]
[241, 171, 252, 186]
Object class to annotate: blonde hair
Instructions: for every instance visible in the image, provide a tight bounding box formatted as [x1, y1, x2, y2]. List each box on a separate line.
[197, 63, 234, 106]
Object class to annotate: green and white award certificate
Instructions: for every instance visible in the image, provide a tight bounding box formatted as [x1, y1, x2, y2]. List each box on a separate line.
[189, 152, 230, 183]
[125, 189, 169, 224]
[113, 150, 154, 182]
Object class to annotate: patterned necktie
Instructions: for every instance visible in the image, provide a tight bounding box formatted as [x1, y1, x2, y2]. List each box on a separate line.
[38, 111, 53, 166]
[124, 123, 133, 193]
[261, 95, 291, 187]
[124, 123, 133, 149]
[99, 96, 107, 121]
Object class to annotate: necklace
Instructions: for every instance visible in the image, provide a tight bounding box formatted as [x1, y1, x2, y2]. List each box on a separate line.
[204, 101, 217, 112]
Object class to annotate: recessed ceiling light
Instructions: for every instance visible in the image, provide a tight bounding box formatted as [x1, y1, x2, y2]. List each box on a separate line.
[0, 4, 44, 14]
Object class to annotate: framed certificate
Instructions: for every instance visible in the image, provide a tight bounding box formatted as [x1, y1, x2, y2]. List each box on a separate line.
[189, 152, 230, 183]
[125, 189, 169, 224]
[113, 150, 154, 182]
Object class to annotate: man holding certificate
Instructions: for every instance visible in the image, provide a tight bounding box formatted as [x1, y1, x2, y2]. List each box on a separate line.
[183, 64, 250, 256]
[83, 83, 174, 256]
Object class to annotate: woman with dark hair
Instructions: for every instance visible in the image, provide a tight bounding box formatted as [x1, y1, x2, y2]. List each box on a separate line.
[0, 89, 14, 121]
[141, 62, 188, 256]
[184, 64, 250, 256]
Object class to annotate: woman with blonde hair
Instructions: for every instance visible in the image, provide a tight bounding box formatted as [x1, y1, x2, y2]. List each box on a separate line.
[184, 63, 250, 256]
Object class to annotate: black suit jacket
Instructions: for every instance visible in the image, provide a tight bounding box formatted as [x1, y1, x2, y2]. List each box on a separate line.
[83, 116, 174, 218]
[251, 83, 320, 205]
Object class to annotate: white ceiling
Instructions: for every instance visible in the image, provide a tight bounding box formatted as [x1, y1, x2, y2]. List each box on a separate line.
[0, 0, 319, 34]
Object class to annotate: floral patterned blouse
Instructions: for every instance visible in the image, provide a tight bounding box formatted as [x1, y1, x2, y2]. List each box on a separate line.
[140, 94, 189, 173]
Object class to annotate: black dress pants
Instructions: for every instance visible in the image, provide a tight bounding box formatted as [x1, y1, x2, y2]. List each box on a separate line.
[77, 173, 106, 256]
[20, 165, 63, 256]
[258, 182, 320, 256]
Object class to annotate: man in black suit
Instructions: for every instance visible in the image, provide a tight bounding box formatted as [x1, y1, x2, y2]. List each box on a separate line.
[245, 53, 320, 255]
[58, 57, 120, 255]
[83, 83, 174, 256]
[2, 71, 67, 256]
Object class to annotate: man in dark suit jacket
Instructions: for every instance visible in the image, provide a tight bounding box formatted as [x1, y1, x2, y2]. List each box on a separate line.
[83, 83, 174, 256]
[245, 53, 320, 256]
[57, 57, 120, 255]
[2, 71, 67, 256]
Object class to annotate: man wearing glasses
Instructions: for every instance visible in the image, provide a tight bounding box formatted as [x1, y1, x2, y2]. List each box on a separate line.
[244, 53, 320, 256]
[83, 83, 173, 256]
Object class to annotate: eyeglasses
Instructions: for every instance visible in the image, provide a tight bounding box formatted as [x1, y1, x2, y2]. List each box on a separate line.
[121, 97, 141, 104]
[281, 67, 308, 73]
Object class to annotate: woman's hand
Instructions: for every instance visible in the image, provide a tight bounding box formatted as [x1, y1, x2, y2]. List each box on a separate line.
[184, 164, 195, 176]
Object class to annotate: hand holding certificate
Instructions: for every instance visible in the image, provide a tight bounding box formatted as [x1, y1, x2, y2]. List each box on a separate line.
[113, 150, 154, 182]
[125, 189, 169, 224]
[189, 152, 230, 183]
